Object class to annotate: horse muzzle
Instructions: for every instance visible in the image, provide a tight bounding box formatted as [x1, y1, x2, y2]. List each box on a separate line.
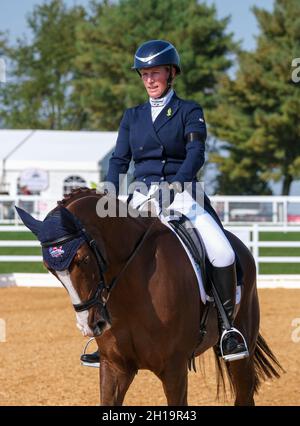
[92, 319, 111, 336]
[89, 304, 111, 336]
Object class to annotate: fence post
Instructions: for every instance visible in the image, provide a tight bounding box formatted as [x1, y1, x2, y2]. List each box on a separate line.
[252, 224, 259, 272]
[224, 200, 229, 224]
[272, 200, 277, 224]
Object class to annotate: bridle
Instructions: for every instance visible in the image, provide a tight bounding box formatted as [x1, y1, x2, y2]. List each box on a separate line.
[41, 221, 157, 316]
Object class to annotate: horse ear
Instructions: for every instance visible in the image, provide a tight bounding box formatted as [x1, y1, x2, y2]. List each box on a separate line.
[15, 206, 42, 237]
[59, 206, 83, 231]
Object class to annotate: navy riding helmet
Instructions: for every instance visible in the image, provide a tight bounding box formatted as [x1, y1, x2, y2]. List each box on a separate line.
[132, 40, 181, 75]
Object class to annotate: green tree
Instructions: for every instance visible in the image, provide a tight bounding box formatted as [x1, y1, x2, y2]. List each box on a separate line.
[75, 0, 237, 130]
[208, 0, 300, 195]
[0, 0, 86, 129]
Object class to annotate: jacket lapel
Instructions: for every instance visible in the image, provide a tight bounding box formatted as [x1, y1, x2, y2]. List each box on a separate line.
[138, 101, 162, 145]
[153, 94, 180, 133]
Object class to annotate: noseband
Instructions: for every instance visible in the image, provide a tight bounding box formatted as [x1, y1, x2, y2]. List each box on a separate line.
[41, 221, 156, 316]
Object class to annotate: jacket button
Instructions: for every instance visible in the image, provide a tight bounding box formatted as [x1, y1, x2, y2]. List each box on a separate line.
[161, 160, 166, 164]
[160, 177, 165, 181]
[142, 178, 146, 182]
[139, 146, 143, 150]
[160, 145, 163, 149]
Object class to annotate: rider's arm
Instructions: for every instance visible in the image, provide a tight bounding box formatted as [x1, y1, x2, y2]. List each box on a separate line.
[170, 104, 206, 187]
[106, 110, 132, 193]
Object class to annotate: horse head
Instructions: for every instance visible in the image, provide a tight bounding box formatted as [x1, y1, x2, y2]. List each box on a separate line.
[16, 205, 111, 337]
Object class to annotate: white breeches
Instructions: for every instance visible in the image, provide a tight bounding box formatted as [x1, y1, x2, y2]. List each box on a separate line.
[130, 187, 235, 268]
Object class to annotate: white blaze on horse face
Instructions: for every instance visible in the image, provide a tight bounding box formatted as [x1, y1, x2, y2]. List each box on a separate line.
[56, 270, 94, 337]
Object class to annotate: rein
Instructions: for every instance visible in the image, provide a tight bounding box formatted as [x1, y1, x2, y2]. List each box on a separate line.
[41, 217, 158, 314]
[105, 217, 158, 299]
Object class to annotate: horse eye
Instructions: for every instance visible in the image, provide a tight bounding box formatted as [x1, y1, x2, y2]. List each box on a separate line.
[74, 255, 89, 266]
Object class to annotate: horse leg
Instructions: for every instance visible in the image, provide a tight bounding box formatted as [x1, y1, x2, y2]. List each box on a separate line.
[226, 357, 256, 406]
[158, 360, 188, 406]
[99, 359, 136, 406]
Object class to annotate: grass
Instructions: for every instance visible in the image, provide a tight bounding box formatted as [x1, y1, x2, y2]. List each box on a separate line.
[259, 263, 300, 274]
[0, 262, 46, 273]
[0, 232, 36, 240]
[0, 231, 43, 272]
[0, 247, 41, 255]
[257, 231, 300, 274]
[0, 230, 300, 274]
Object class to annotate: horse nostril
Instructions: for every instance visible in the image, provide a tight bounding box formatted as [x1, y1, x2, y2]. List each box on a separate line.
[93, 320, 107, 336]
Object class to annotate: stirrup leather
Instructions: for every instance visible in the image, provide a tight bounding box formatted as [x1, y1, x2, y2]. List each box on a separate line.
[80, 337, 100, 368]
[220, 327, 249, 362]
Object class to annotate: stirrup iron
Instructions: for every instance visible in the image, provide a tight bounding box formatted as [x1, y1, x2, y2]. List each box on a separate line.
[220, 327, 249, 362]
[80, 337, 100, 368]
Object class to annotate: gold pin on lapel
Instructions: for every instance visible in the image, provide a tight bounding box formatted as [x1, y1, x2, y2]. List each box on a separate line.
[167, 108, 172, 117]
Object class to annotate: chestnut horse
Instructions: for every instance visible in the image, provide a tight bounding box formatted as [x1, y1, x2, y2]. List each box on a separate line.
[18, 188, 282, 405]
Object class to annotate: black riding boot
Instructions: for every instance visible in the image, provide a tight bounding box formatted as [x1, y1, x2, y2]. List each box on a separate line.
[211, 263, 249, 362]
[80, 350, 100, 367]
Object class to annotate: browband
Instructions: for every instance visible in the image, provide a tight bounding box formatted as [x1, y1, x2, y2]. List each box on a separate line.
[41, 231, 82, 248]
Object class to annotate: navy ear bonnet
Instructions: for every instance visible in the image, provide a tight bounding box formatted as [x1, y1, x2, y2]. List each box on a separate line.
[15, 206, 86, 271]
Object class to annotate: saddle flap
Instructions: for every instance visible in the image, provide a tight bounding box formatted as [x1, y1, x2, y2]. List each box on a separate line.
[168, 214, 209, 292]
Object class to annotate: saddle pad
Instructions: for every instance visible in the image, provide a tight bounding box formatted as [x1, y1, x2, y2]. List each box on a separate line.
[161, 216, 241, 305]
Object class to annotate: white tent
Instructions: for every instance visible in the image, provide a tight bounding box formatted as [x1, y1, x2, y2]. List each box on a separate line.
[0, 129, 117, 198]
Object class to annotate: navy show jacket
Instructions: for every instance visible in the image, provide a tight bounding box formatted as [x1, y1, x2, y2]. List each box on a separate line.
[106, 92, 241, 277]
[106, 92, 206, 190]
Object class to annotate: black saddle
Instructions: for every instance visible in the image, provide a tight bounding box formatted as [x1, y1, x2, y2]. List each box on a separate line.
[168, 214, 243, 290]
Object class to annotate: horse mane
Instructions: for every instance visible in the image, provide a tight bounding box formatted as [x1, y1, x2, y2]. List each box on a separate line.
[57, 187, 102, 208]
[57, 187, 156, 224]
[55, 187, 154, 225]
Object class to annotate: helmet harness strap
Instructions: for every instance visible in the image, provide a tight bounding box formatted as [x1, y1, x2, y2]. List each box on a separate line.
[160, 65, 173, 98]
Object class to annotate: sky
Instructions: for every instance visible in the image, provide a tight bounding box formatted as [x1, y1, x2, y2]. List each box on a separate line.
[0, 0, 274, 51]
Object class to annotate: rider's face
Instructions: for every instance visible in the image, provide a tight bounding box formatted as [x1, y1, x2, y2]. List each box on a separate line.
[140, 66, 174, 98]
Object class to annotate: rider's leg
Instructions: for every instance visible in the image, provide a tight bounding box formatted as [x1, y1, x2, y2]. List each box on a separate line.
[186, 210, 249, 361]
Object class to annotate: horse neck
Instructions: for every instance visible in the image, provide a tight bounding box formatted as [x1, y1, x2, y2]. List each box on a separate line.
[97, 216, 150, 265]
[68, 194, 153, 267]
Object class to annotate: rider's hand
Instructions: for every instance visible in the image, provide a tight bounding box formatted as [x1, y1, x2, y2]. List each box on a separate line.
[151, 182, 182, 211]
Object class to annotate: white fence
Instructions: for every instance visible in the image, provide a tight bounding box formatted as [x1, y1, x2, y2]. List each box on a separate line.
[0, 223, 300, 269]
[228, 225, 300, 267]
[0, 195, 57, 223]
[211, 195, 300, 226]
[0, 223, 300, 288]
[2, 194, 300, 225]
